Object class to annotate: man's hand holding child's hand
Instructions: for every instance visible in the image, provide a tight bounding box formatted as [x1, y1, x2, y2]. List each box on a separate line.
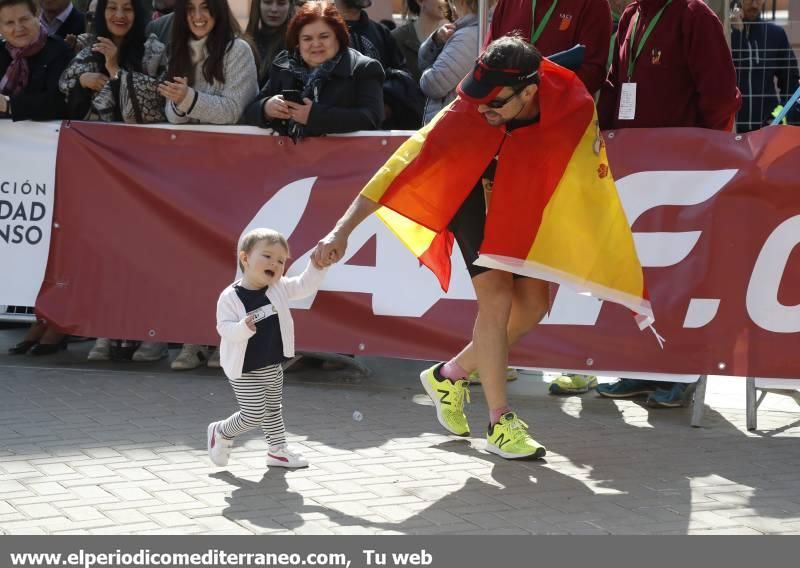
[310, 255, 325, 270]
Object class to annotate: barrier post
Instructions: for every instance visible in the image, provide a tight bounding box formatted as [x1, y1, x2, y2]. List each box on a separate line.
[478, 0, 488, 56]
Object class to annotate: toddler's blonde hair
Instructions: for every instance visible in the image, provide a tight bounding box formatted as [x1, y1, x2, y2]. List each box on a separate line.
[238, 228, 290, 272]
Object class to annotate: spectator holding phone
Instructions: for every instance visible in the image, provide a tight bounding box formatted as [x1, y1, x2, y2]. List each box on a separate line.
[242, 0, 384, 140]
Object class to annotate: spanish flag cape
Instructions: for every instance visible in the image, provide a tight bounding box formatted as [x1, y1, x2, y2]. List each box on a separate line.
[362, 59, 654, 328]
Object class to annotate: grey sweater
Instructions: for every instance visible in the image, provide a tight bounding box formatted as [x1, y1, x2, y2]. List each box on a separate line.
[418, 14, 478, 124]
[166, 38, 258, 125]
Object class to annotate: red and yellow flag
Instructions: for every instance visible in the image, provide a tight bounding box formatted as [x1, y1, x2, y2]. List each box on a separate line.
[361, 59, 653, 327]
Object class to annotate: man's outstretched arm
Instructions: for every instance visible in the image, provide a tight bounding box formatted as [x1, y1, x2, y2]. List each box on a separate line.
[313, 195, 381, 266]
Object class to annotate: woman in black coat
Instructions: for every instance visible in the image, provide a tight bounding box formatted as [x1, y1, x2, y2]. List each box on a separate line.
[0, 0, 72, 121]
[242, 0, 383, 140]
[1, 0, 73, 355]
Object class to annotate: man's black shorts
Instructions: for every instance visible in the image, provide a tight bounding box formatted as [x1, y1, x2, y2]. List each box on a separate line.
[448, 182, 528, 280]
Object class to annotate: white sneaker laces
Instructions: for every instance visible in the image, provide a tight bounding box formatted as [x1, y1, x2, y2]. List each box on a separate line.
[506, 416, 529, 442]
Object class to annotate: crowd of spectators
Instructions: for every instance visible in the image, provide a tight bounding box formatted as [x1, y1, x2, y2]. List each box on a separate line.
[2, 0, 799, 372]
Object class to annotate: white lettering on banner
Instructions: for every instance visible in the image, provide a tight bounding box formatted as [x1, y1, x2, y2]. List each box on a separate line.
[0, 122, 58, 306]
[291, 216, 475, 316]
[239, 177, 475, 317]
[237, 165, 796, 334]
[746, 215, 800, 333]
[683, 298, 721, 329]
[542, 169, 738, 326]
[234, 177, 317, 282]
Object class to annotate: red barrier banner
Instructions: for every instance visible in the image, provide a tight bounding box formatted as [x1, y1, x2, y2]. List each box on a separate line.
[39, 122, 800, 378]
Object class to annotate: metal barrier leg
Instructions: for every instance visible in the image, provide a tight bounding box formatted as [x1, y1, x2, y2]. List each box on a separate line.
[691, 375, 707, 428]
[746, 377, 757, 431]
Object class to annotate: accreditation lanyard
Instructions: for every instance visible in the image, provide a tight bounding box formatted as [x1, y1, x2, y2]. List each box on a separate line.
[626, 0, 672, 81]
[530, 0, 559, 44]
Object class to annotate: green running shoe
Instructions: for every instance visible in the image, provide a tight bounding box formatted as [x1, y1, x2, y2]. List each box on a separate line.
[467, 367, 519, 385]
[420, 363, 471, 436]
[486, 412, 546, 460]
[548, 373, 598, 395]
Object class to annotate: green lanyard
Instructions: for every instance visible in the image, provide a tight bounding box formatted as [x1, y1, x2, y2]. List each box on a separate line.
[626, 0, 672, 81]
[530, 0, 559, 44]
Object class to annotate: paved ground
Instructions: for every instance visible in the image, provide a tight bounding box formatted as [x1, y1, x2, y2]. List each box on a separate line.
[2, 327, 800, 535]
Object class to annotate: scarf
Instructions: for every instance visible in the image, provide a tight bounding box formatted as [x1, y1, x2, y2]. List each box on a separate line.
[0, 27, 48, 97]
[188, 35, 208, 84]
[285, 49, 343, 142]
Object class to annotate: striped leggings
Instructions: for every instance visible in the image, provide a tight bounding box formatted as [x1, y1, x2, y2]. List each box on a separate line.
[219, 364, 286, 448]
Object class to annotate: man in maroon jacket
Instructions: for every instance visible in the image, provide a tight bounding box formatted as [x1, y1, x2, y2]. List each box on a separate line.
[599, 0, 741, 130]
[487, 0, 612, 95]
[592, 0, 740, 408]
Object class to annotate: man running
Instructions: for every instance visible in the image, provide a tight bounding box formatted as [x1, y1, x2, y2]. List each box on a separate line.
[313, 36, 650, 459]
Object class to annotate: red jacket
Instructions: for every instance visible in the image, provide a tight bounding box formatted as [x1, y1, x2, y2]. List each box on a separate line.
[487, 0, 612, 95]
[598, 0, 741, 130]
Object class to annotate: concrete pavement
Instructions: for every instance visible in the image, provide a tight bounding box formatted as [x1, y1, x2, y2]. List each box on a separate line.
[1, 328, 800, 535]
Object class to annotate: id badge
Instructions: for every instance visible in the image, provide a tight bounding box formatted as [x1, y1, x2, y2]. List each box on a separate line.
[618, 82, 637, 121]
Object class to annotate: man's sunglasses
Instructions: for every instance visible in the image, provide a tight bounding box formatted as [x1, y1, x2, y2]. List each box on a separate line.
[484, 85, 527, 109]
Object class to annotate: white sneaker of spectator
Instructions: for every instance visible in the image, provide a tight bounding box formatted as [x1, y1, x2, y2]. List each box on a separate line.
[207, 421, 233, 466]
[87, 338, 111, 361]
[171, 344, 209, 370]
[207, 348, 221, 368]
[132, 342, 168, 362]
[267, 444, 308, 468]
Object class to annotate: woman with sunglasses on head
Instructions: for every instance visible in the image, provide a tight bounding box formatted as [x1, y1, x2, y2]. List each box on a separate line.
[59, 0, 168, 122]
[245, 0, 294, 85]
[159, 0, 258, 125]
[417, 0, 483, 124]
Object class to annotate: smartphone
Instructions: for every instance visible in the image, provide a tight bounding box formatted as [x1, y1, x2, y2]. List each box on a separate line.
[282, 89, 304, 104]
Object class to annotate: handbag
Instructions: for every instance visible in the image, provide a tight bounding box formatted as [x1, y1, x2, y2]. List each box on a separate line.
[120, 70, 167, 124]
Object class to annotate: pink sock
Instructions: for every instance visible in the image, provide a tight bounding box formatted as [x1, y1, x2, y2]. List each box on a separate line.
[490, 406, 512, 425]
[439, 359, 467, 382]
